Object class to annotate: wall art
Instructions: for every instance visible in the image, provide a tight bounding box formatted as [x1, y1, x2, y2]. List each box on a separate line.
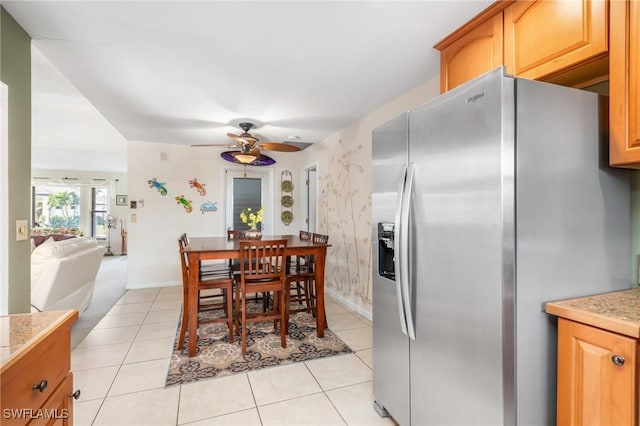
[199, 201, 218, 214]
[189, 178, 207, 196]
[175, 195, 193, 213]
[147, 177, 168, 195]
[280, 170, 293, 225]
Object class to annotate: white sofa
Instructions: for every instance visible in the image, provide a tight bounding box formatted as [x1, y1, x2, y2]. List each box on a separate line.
[31, 236, 106, 313]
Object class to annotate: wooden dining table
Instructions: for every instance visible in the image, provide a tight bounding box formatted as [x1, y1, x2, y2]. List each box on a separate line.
[183, 235, 330, 357]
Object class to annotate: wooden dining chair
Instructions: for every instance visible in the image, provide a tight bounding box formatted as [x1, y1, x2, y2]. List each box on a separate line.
[285, 230, 314, 317]
[177, 237, 234, 351]
[181, 233, 230, 278]
[284, 231, 329, 330]
[235, 239, 288, 355]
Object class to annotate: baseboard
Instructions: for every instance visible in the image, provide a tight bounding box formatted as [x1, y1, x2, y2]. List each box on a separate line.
[126, 280, 181, 290]
[325, 286, 372, 322]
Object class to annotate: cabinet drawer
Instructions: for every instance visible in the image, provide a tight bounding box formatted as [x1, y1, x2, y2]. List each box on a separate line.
[1, 331, 70, 425]
[27, 373, 73, 426]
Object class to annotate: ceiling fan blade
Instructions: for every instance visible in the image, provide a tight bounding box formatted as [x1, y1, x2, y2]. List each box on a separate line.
[227, 132, 258, 146]
[190, 143, 234, 147]
[258, 142, 301, 152]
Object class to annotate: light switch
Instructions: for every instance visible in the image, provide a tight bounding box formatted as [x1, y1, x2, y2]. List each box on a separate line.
[16, 219, 28, 241]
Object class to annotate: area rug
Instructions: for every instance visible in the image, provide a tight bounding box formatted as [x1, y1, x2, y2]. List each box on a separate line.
[166, 302, 353, 386]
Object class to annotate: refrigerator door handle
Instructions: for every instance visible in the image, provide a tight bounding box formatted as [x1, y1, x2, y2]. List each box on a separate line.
[400, 162, 416, 340]
[394, 165, 409, 336]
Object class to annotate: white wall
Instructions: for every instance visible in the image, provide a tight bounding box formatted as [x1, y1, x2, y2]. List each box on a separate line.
[299, 76, 441, 319]
[126, 141, 302, 288]
[0, 82, 8, 314]
[124, 77, 441, 316]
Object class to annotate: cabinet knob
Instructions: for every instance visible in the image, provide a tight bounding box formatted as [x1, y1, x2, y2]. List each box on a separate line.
[32, 379, 48, 392]
[612, 355, 625, 366]
[70, 389, 81, 400]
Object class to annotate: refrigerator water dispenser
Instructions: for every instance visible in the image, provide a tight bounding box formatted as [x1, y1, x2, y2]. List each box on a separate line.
[377, 222, 395, 280]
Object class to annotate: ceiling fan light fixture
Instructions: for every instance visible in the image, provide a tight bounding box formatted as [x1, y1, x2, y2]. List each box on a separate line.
[233, 153, 258, 164]
[221, 151, 276, 167]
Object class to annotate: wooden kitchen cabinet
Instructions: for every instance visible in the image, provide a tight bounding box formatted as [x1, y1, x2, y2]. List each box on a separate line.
[1, 311, 78, 426]
[436, 0, 609, 93]
[557, 318, 637, 426]
[546, 289, 640, 426]
[504, 0, 609, 85]
[434, 4, 506, 93]
[610, 0, 640, 167]
[28, 373, 74, 426]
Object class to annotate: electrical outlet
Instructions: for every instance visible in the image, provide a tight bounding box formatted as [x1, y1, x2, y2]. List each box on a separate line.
[16, 219, 28, 241]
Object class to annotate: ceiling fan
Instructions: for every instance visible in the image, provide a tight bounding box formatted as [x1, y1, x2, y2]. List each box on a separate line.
[192, 122, 300, 166]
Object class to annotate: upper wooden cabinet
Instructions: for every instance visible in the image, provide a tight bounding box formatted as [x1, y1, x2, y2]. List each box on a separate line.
[435, 0, 609, 93]
[610, 0, 640, 167]
[504, 0, 608, 84]
[435, 11, 504, 93]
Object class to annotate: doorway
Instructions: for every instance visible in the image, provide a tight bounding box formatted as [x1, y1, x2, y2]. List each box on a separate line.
[304, 165, 317, 233]
[225, 168, 271, 232]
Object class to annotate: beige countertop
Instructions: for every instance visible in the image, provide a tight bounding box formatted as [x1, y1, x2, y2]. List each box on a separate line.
[0, 310, 78, 370]
[546, 288, 640, 338]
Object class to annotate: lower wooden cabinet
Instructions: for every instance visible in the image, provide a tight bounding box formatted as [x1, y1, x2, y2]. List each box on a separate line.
[557, 318, 637, 426]
[1, 311, 78, 426]
[27, 373, 74, 426]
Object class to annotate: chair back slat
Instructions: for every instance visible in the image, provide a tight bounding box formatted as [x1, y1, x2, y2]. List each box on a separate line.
[178, 238, 189, 285]
[228, 229, 248, 240]
[299, 230, 312, 241]
[240, 239, 287, 281]
[312, 233, 329, 244]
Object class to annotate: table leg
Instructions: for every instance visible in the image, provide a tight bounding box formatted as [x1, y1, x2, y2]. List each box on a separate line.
[187, 252, 199, 357]
[315, 247, 327, 338]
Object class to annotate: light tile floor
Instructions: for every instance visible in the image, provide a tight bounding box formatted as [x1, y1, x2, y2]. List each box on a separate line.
[72, 286, 397, 426]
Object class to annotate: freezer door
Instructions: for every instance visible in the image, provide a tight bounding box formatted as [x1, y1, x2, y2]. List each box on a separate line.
[372, 112, 410, 426]
[408, 68, 514, 425]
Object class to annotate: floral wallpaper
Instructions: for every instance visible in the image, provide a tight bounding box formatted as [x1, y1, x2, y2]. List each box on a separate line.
[318, 139, 373, 311]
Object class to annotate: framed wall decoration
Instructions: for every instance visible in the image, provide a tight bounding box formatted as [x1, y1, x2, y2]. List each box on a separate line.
[116, 195, 128, 206]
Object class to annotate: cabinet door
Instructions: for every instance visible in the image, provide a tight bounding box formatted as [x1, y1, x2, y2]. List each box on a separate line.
[437, 12, 503, 93]
[610, 0, 640, 167]
[557, 318, 637, 426]
[27, 373, 73, 426]
[504, 0, 608, 81]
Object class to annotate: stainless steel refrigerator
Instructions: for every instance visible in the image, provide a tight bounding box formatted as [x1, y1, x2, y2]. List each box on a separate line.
[371, 67, 630, 426]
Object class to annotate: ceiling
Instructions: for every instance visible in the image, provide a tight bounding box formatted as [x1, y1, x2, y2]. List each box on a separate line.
[3, 1, 493, 173]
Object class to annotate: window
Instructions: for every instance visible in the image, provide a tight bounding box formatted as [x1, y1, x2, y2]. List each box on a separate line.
[225, 168, 271, 233]
[32, 184, 81, 231]
[91, 187, 109, 238]
[232, 177, 262, 230]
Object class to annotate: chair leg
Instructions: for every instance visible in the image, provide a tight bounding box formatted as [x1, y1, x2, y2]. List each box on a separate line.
[178, 302, 187, 350]
[226, 287, 234, 344]
[177, 283, 189, 349]
[280, 288, 287, 348]
[284, 282, 290, 335]
[241, 295, 247, 355]
[234, 283, 240, 338]
[273, 290, 278, 330]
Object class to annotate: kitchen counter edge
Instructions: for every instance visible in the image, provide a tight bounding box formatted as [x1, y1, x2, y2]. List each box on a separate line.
[545, 288, 640, 338]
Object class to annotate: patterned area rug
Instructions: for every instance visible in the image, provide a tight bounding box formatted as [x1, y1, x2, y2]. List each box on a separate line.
[166, 302, 353, 386]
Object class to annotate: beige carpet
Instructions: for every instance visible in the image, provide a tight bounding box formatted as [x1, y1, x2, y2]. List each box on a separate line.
[71, 256, 128, 348]
[166, 303, 352, 386]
